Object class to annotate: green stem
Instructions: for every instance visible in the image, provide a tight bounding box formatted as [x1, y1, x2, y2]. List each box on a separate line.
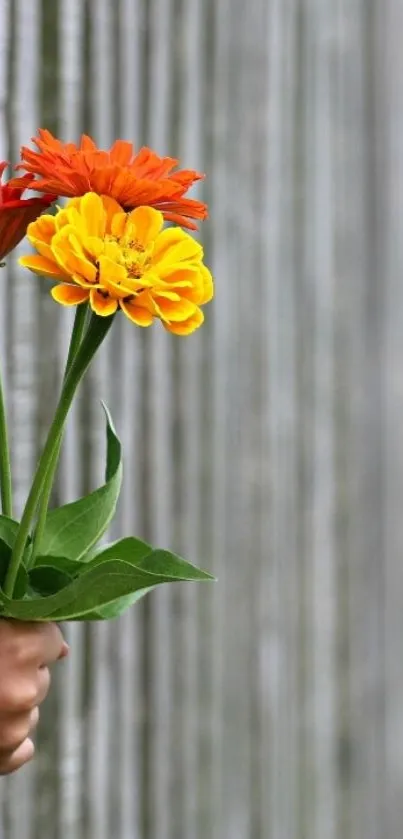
[30, 305, 89, 561]
[4, 312, 114, 596]
[0, 370, 12, 517]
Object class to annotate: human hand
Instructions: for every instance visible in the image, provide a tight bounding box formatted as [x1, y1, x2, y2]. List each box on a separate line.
[0, 620, 68, 774]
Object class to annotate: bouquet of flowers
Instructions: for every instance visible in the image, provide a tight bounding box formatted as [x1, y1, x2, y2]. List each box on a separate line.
[0, 130, 214, 621]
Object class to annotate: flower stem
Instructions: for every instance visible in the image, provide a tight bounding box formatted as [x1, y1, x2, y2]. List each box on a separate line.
[4, 312, 114, 596]
[0, 369, 12, 518]
[30, 305, 89, 561]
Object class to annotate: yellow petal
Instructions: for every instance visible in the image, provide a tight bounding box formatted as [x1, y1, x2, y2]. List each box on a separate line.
[27, 213, 57, 245]
[51, 284, 90, 306]
[128, 206, 164, 247]
[152, 227, 187, 258]
[19, 254, 66, 278]
[120, 299, 154, 326]
[98, 256, 134, 297]
[89, 288, 118, 317]
[200, 264, 214, 303]
[78, 193, 107, 238]
[157, 265, 198, 284]
[101, 195, 126, 233]
[164, 307, 204, 335]
[153, 230, 203, 267]
[52, 228, 98, 284]
[111, 211, 129, 240]
[152, 294, 197, 322]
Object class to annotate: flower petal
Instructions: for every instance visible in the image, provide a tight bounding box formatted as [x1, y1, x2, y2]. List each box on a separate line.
[52, 228, 98, 283]
[51, 284, 90, 306]
[101, 195, 125, 233]
[128, 206, 164, 246]
[163, 307, 204, 335]
[78, 192, 107, 238]
[152, 294, 197, 323]
[89, 288, 118, 317]
[200, 264, 214, 303]
[19, 254, 66, 278]
[98, 256, 135, 297]
[120, 299, 154, 326]
[152, 228, 203, 266]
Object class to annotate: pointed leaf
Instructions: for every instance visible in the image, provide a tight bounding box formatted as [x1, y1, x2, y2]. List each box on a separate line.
[0, 553, 214, 621]
[71, 589, 155, 621]
[38, 404, 122, 561]
[89, 538, 216, 581]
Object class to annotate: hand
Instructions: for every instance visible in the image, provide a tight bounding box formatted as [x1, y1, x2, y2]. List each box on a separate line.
[0, 620, 68, 774]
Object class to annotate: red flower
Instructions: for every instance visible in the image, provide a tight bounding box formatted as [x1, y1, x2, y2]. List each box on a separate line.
[17, 129, 208, 230]
[0, 162, 54, 261]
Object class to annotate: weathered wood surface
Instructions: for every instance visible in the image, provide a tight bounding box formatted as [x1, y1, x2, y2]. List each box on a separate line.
[0, 1, 401, 837]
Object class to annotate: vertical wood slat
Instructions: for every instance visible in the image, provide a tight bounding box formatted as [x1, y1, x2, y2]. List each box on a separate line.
[57, 4, 86, 839]
[116, 5, 144, 838]
[83, 4, 115, 839]
[209, 0, 232, 836]
[145, 4, 175, 838]
[173, 2, 204, 838]
[305, 4, 338, 838]
[381, 3, 403, 839]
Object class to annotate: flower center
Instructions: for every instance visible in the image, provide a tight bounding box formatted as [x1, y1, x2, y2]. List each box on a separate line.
[105, 227, 154, 282]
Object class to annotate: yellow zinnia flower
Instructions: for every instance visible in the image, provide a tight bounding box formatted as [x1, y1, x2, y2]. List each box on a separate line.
[20, 192, 214, 335]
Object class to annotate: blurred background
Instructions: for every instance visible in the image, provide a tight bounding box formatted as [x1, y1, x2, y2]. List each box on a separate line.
[0, 0, 402, 837]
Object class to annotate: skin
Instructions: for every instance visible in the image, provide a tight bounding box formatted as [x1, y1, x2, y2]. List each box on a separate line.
[0, 620, 68, 774]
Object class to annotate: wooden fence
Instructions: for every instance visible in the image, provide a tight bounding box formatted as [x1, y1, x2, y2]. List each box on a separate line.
[0, 1, 402, 837]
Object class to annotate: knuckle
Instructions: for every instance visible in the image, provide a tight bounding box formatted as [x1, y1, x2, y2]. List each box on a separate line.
[0, 680, 38, 713]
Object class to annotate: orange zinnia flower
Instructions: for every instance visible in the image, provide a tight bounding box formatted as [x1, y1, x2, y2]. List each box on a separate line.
[0, 162, 53, 262]
[17, 129, 208, 231]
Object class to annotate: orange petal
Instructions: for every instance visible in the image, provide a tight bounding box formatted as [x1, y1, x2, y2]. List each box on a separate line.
[19, 254, 66, 278]
[89, 288, 118, 317]
[163, 307, 204, 335]
[120, 299, 154, 326]
[51, 284, 90, 306]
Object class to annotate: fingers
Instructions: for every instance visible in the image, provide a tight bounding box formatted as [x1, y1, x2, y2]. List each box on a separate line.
[0, 620, 69, 775]
[0, 737, 35, 775]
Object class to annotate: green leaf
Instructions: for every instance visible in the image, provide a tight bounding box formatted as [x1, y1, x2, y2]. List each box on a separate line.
[38, 404, 122, 561]
[0, 516, 20, 549]
[0, 551, 214, 621]
[89, 538, 216, 581]
[0, 539, 12, 583]
[31, 554, 83, 578]
[0, 541, 29, 599]
[71, 589, 155, 621]
[29, 565, 74, 596]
